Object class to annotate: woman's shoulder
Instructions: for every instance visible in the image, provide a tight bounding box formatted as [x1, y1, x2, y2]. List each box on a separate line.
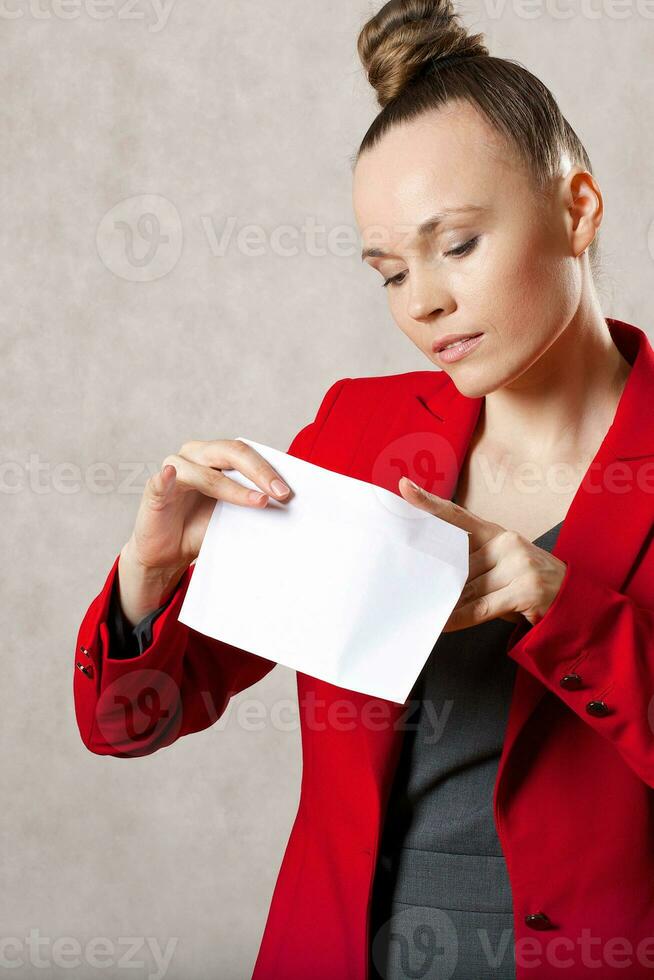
[330, 367, 451, 404]
[290, 368, 455, 461]
[309, 368, 452, 436]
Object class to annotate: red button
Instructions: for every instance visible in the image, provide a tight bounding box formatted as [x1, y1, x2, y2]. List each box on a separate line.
[525, 911, 555, 930]
[560, 673, 583, 690]
[586, 700, 610, 717]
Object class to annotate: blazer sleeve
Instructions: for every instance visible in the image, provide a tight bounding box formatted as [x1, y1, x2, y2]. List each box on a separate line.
[506, 557, 654, 788]
[73, 376, 351, 757]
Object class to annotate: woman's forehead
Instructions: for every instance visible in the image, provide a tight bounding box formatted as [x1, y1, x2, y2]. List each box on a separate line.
[352, 109, 527, 236]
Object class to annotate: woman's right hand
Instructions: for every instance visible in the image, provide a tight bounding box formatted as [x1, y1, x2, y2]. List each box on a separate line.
[130, 438, 292, 572]
[117, 439, 292, 626]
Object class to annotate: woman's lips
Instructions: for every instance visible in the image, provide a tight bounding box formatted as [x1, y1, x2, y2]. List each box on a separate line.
[436, 333, 484, 364]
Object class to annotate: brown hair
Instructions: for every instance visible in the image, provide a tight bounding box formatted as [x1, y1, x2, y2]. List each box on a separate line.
[354, 0, 600, 277]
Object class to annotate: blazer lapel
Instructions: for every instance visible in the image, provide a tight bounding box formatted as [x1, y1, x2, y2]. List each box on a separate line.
[355, 317, 654, 820]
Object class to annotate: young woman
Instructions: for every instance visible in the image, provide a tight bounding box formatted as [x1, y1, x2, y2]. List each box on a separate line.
[74, 1, 654, 978]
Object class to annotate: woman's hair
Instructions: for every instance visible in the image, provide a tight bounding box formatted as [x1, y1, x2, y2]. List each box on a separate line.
[354, 0, 601, 278]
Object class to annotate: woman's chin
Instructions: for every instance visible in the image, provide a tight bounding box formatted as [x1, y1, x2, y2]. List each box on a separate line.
[439, 368, 500, 400]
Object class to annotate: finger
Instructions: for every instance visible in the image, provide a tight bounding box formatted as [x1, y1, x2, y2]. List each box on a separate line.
[142, 463, 180, 511]
[444, 607, 522, 632]
[151, 463, 175, 490]
[398, 476, 500, 547]
[467, 544, 496, 582]
[160, 451, 272, 507]
[442, 609, 522, 633]
[457, 562, 511, 609]
[442, 582, 519, 631]
[467, 529, 525, 581]
[179, 439, 292, 499]
[173, 439, 292, 501]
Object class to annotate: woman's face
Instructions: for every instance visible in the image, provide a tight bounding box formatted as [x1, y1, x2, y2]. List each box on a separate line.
[352, 100, 592, 399]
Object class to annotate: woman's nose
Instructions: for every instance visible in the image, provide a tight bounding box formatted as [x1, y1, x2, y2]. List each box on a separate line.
[406, 276, 451, 321]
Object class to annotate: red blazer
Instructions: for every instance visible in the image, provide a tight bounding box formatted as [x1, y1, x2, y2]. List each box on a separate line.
[74, 317, 654, 979]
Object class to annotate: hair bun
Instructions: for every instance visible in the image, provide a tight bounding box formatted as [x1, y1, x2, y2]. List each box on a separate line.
[357, 0, 489, 108]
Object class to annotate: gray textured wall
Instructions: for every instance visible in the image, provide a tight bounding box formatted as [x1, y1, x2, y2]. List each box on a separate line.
[2, 1, 652, 978]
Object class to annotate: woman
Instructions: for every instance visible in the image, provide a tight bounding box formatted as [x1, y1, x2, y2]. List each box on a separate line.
[73, 1, 654, 978]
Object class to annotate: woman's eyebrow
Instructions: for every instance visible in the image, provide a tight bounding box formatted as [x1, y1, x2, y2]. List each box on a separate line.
[361, 204, 491, 261]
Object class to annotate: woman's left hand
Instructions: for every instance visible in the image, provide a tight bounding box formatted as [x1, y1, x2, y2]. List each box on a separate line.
[398, 477, 568, 632]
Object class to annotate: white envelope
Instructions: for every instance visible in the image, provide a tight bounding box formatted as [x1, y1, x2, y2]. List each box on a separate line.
[177, 437, 469, 704]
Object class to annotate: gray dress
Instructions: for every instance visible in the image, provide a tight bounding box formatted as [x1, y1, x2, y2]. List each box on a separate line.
[368, 520, 564, 980]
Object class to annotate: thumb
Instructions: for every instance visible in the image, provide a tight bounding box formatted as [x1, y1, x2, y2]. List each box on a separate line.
[147, 463, 177, 506]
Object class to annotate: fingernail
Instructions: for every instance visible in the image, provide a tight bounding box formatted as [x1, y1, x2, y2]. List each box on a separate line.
[270, 478, 290, 497]
[406, 478, 422, 492]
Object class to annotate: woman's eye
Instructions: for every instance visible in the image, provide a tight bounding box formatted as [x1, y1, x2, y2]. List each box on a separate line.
[381, 236, 480, 288]
[445, 235, 480, 258]
[381, 271, 407, 289]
